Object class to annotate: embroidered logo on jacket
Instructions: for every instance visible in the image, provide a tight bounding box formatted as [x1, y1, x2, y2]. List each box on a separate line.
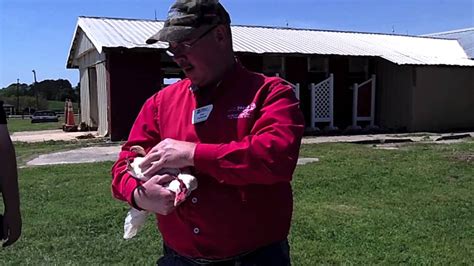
[227, 103, 256, 119]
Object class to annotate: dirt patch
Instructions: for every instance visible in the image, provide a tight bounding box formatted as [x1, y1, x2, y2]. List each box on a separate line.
[26, 146, 121, 166]
[371, 142, 415, 151]
[452, 153, 474, 164]
[446, 175, 460, 182]
[435, 134, 472, 142]
[324, 204, 363, 215]
[297, 157, 319, 165]
[76, 133, 96, 140]
[11, 129, 99, 143]
[353, 138, 413, 145]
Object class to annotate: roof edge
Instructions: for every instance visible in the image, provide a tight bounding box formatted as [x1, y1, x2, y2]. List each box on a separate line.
[78, 15, 166, 23]
[422, 27, 474, 36]
[77, 15, 447, 41]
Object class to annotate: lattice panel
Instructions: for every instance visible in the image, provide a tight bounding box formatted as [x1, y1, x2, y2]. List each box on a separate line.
[313, 80, 331, 121]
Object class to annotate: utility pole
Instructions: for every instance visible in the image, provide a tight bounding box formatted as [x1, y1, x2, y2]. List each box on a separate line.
[32, 69, 38, 109]
[16, 79, 20, 115]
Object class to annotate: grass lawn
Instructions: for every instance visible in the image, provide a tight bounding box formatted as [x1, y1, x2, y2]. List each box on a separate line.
[0, 140, 472, 264]
[6, 118, 63, 133]
[6, 115, 80, 133]
[47, 100, 79, 112]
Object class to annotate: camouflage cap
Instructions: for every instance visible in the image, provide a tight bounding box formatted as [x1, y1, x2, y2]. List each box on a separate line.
[146, 0, 231, 44]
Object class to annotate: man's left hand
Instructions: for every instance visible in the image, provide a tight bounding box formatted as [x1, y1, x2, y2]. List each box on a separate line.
[141, 138, 196, 176]
[2, 209, 21, 247]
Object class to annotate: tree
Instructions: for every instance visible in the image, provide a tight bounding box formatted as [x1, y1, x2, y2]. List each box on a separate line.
[1, 96, 48, 114]
[1, 79, 79, 102]
[0, 83, 30, 97]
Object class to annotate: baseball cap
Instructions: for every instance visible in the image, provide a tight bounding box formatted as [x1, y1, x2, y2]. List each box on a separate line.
[146, 0, 231, 44]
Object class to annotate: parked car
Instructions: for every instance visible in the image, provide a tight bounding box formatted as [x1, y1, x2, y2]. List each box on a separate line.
[31, 111, 59, 123]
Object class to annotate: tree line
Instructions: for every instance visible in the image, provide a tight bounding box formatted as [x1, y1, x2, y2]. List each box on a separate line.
[0, 79, 79, 114]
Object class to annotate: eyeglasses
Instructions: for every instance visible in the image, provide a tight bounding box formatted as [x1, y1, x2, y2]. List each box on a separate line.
[166, 26, 217, 57]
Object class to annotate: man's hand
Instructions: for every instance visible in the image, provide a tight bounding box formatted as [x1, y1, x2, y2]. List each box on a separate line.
[141, 138, 196, 176]
[2, 209, 21, 247]
[133, 174, 176, 215]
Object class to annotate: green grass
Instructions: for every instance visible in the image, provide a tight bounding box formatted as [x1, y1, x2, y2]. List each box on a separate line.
[0, 140, 472, 264]
[6, 115, 80, 133]
[292, 141, 473, 264]
[47, 100, 79, 112]
[1, 162, 162, 264]
[6, 118, 62, 133]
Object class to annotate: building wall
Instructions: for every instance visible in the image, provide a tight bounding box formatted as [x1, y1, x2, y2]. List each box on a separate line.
[74, 29, 96, 58]
[77, 49, 106, 130]
[285, 56, 311, 127]
[329, 56, 352, 128]
[107, 49, 162, 141]
[375, 60, 414, 131]
[96, 62, 109, 135]
[237, 53, 263, 73]
[238, 53, 375, 130]
[79, 67, 91, 126]
[411, 66, 474, 131]
[75, 50, 106, 70]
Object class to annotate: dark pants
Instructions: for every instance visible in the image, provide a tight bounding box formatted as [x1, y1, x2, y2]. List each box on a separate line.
[157, 240, 291, 266]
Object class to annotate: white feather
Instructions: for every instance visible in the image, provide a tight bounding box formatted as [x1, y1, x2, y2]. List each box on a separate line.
[123, 157, 198, 239]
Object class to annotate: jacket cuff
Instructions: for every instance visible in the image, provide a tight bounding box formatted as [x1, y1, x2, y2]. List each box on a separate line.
[123, 176, 143, 210]
[194, 143, 219, 178]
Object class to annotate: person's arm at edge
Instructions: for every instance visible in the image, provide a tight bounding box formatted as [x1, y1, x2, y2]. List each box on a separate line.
[0, 124, 22, 247]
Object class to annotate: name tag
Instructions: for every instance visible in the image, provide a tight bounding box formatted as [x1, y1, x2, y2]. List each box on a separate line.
[192, 104, 213, 124]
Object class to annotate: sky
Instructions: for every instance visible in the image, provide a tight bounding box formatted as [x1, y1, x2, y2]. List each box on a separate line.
[0, 0, 473, 89]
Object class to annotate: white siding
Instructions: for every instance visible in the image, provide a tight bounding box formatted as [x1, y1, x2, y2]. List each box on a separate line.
[79, 68, 91, 126]
[75, 29, 96, 58]
[74, 50, 105, 70]
[76, 48, 106, 133]
[96, 62, 109, 136]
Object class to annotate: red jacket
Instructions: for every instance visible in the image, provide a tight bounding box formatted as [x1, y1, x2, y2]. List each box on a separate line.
[111, 63, 305, 259]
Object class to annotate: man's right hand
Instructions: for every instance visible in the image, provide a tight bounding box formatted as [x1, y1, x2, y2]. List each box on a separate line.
[133, 174, 176, 215]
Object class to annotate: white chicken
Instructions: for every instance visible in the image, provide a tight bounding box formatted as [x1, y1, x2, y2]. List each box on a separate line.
[123, 145, 197, 239]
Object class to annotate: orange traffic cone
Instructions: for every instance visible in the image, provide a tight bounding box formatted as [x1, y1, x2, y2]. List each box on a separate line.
[67, 99, 76, 126]
[63, 99, 77, 132]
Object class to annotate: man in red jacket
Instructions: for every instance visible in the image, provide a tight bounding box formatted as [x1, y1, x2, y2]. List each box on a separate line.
[111, 0, 304, 264]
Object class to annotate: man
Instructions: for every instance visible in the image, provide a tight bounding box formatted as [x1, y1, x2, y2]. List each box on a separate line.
[0, 101, 22, 247]
[111, 0, 304, 264]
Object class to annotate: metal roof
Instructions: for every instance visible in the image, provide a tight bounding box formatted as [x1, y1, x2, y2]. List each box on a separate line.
[67, 16, 474, 68]
[423, 28, 474, 59]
